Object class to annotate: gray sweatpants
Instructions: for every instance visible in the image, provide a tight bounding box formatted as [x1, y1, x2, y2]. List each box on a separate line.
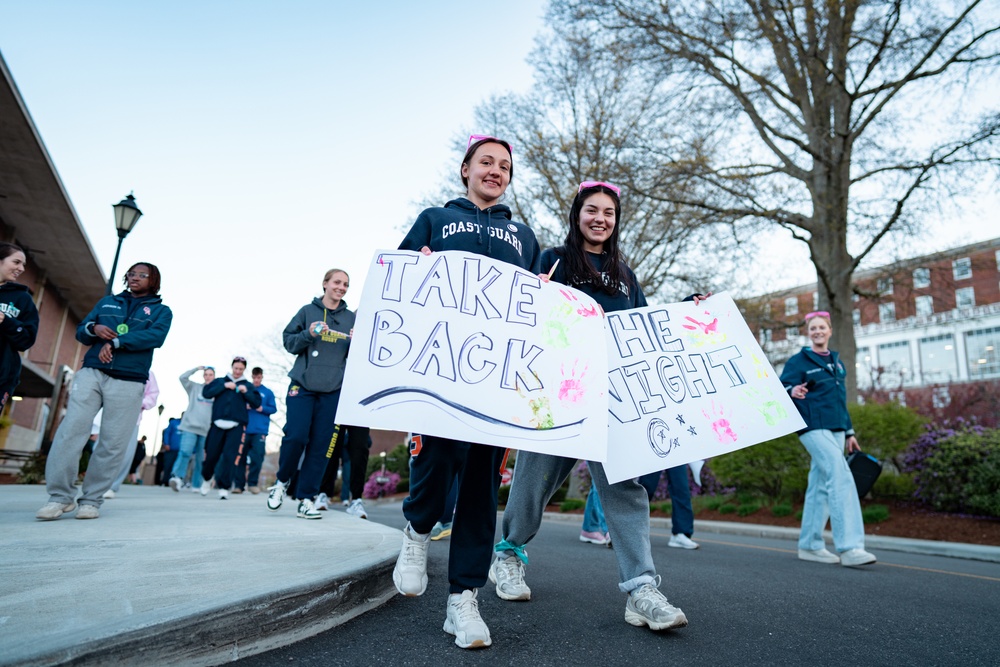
[500, 451, 656, 593]
[45, 368, 145, 508]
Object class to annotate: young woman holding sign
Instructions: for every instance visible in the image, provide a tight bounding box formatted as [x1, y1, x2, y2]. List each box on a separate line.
[781, 311, 876, 567]
[391, 135, 541, 649]
[492, 182, 702, 632]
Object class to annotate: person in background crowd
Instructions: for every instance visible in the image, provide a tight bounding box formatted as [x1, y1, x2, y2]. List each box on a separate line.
[266, 269, 360, 520]
[200, 357, 260, 499]
[169, 366, 215, 492]
[128, 435, 147, 483]
[781, 311, 877, 567]
[638, 466, 700, 550]
[105, 371, 159, 498]
[37, 262, 172, 520]
[159, 416, 182, 486]
[235, 366, 276, 494]
[579, 469, 610, 546]
[0, 242, 39, 411]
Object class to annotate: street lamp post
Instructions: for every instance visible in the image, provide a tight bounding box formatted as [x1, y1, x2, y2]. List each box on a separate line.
[106, 193, 143, 295]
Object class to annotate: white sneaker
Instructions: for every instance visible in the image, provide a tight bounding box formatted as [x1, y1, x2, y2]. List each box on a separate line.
[315, 492, 330, 511]
[169, 476, 182, 492]
[443, 590, 492, 649]
[266, 480, 287, 511]
[798, 548, 840, 564]
[35, 500, 77, 521]
[840, 548, 877, 567]
[346, 499, 368, 519]
[342, 499, 351, 507]
[668, 534, 700, 550]
[393, 523, 429, 596]
[625, 576, 688, 631]
[102, 489, 116, 499]
[200, 479, 212, 496]
[218, 489, 230, 500]
[489, 555, 531, 601]
[297, 498, 322, 519]
[76, 504, 100, 520]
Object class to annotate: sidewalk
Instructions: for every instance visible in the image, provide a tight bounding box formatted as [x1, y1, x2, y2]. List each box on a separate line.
[0, 485, 400, 667]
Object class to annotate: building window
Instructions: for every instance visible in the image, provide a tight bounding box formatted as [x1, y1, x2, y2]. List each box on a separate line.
[784, 297, 798, 316]
[853, 309, 861, 325]
[763, 302, 771, 318]
[785, 326, 801, 343]
[760, 328, 772, 345]
[915, 295, 934, 318]
[913, 267, 930, 289]
[878, 302, 896, 322]
[877, 277, 893, 295]
[995, 249, 1000, 270]
[953, 257, 972, 280]
[955, 287, 975, 309]
[965, 327, 1000, 379]
[856, 345, 872, 390]
[812, 292, 819, 310]
[852, 292, 860, 303]
[878, 341, 912, 387]
[919, 334, 958, 384]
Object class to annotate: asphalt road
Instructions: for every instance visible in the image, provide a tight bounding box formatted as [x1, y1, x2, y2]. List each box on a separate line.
[237, 500, 1000, 667]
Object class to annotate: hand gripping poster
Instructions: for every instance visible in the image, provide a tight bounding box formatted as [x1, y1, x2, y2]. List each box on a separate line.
[337, 250, 609, 461]
[601, 293, 805, 484]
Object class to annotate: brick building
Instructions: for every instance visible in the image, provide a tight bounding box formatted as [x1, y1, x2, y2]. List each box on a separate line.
[0, 51, 107, 472]
[750, 237, 1000, 390]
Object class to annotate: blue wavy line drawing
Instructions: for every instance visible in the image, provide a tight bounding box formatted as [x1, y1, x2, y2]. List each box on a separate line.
[359, 386, 585, 435]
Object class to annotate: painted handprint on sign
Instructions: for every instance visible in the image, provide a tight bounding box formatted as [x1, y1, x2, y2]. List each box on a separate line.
[702, 401, 738, 443]
[558, 362, 588, 404]
[741, 386, 788, 426]
[683, 312, 727, 347]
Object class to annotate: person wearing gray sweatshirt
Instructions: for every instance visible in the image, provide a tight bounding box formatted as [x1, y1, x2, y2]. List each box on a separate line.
[169, 366, 216, 492]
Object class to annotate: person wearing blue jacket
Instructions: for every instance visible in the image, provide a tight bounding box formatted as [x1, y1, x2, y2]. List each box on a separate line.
[235, 366, 276, 494]
[200, 357, 261, 499]
[391, 135, 541, 650]
[37, 262, 172, 521]
[0, 243, 39, 409]
[780, 310, 876, 567]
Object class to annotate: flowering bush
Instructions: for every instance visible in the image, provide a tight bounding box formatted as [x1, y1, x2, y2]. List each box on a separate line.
[363, 470, 400, 499]
[915, 428, 1000, 516]
[901, 418, 985, 476]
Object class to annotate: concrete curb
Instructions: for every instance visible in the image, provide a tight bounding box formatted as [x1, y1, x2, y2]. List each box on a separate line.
[540, 511, 1000, 563]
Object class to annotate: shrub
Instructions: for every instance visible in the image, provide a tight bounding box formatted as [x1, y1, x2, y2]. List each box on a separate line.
[560, 498, 585, 512]
[711, 434, 809, 500]
[771, 502, 793, 517]
[871, 472, 916, 500]
[862, 504, 890, 523]
[902, 418, 985, 476]
[498, 485, 510, 505]
[651, 501, 672, 514]
[847, 401, 926, 469]
[702, 496, 725, 511]
[737, 502, 761, 516]
[16, 451, 46, 484]
[917, 429, 1000, 516]
[718, 503, 737, 514]
[362, 470, 400, 499]
[795, 509, 803, 520]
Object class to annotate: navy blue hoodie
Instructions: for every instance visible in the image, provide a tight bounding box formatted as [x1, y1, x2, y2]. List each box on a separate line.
[539, 247, 647, 314]
[203, 375, 261, 425]
[77, 291, 172, 383]
[400, 198, 541, 273]
[0, 282, 39, 391]
[780, 347, 854, 435]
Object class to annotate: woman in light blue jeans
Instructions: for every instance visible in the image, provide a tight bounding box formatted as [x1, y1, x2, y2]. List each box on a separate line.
[780, 311, 876, 567]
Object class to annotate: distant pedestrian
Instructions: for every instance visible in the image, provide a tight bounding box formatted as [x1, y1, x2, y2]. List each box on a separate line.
[159, 416, 182, 486]
[638, 466, 700, 550]
[168, 366, 215, 492]
[128, 435, 147, 482]
[781, 311, 876, 567]
[37, 262, 172, 521]
[0, 243, 39, 410]
[235, 366, 276, 494]
[266, 269, 363, 520]
[200, 357, 260, 499]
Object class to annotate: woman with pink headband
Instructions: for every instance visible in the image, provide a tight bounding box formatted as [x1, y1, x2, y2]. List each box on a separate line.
[780, 311, 876, 567]
[391, 135, 542, 650]
[491, 181, 694, 633]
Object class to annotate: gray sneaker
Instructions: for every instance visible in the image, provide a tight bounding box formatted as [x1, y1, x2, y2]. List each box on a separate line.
[489, 555, 531, 601]
[35, 500, 77, 521]
[625, 576, 688, 631]
[76, 504, 100, 520]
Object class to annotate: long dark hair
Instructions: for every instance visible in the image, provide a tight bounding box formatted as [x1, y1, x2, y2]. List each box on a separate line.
[560, 184, 630, 297]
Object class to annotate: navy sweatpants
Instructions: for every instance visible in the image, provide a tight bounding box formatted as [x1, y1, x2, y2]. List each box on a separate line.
[203, 424, 247, 490]
[402, 434, 505, 593]
[276, 385, 340, 501]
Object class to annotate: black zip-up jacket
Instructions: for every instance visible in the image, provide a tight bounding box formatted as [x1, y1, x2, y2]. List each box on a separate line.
[202, 375, 261, 425]
[0, 282, 39, 390]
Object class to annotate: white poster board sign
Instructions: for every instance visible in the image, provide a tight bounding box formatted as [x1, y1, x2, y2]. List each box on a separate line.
[602, 293, 805, 483]
[338, 250, 609, 461]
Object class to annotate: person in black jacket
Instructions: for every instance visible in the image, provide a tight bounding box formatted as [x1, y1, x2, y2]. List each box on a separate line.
[780, 311, 876, 567]
[199, 357, 260, 499]
[0, 243, 39, 409]
[266, 269, 369, 520]
[38, 262, 172, 521]
[391, 135, 541, 650]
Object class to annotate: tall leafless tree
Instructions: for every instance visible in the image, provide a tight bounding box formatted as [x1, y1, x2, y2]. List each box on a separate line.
[553, 0, 1000, 400]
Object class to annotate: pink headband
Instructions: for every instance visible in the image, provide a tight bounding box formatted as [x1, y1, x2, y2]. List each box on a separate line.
[467, 134, 513, 155]
[579, 181, 621, 197]
[805, 311, 830, 320]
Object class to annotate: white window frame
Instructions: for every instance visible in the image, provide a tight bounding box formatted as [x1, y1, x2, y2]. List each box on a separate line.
[878, 302, 896, 322]
[912, 267, 930, 289]
[915, 295, 934, 318]
[877, 277, 893, 295]
[784, 296, 798, 316]
[953, 257, 972, 281]
[955, 286, 975, 308]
